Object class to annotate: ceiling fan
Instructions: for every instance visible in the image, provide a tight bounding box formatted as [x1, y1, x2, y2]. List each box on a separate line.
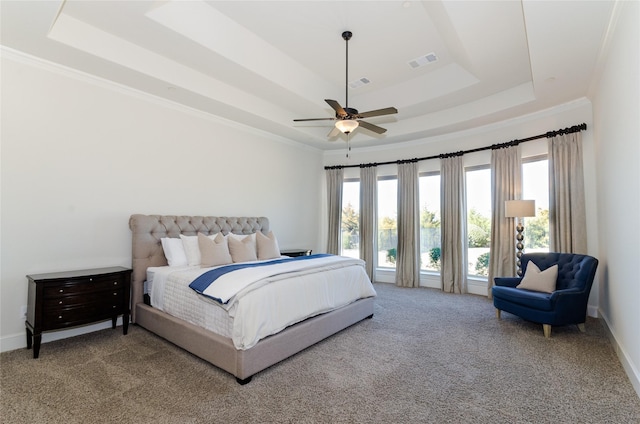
[293, 31, 398, 138]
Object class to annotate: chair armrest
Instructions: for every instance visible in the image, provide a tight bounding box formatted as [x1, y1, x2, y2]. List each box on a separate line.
[548, 288, 590, 323]
[549, 288, 584, 304]
[494, 277, 521, 288]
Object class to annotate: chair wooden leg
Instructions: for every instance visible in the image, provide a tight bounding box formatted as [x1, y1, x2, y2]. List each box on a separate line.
[577, 323, 586, 333]
[543, 324, 551, 338]
[495, 309, 501, 320]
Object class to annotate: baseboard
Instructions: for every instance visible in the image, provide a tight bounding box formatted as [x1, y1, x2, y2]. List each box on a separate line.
[376, 270, 489, 296]
[467, 279, 488, 296]
[587, 304, 599, 318]
[599, 310, 640, 399]
[0, 318, 124, 354]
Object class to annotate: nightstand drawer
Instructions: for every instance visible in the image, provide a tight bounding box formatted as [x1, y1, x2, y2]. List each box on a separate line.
[43, 289, 124, 310]
[42, 302, 124, 330]
[43, 277, 125, 297]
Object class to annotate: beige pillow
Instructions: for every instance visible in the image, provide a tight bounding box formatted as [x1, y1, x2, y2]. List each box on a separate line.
[256, 231, 281, 260]
[516, 262, 558, 293]
[227, 233, 258, 263]
[198, 232, 232, 267]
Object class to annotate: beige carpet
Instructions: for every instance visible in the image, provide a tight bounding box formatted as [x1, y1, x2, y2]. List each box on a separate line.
[2, 283, 639, 423]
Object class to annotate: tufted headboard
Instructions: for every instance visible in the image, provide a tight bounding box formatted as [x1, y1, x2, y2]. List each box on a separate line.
[128, 214, 269, 322]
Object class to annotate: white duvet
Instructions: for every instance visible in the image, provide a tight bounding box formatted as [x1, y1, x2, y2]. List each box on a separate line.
[146, 256, 376, 350]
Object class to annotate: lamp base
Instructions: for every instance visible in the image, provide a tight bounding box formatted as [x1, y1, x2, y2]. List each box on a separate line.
[516, 223, 525, 276]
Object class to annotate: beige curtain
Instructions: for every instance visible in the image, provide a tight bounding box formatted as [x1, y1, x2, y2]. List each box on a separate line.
[326, 168, 344, 255]
[548, 132, 587, 253]
[487, 145, 522, 297]
[440, 155, 467, 293]
[396, 161, 420, 287]
[359, 165, 377, 280]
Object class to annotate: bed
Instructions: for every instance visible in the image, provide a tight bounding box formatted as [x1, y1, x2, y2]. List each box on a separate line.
[129, 214, 376, 384]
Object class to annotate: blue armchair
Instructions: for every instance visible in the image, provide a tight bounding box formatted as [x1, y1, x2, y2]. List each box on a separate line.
[492, 252, 598, 338]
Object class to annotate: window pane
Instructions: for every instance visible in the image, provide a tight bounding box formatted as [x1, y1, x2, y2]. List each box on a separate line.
[341, 181, 360, 258]
[522, 159, 549, 253]
[377, 178, 397, 268]
[419, 174, 441, 271]
[466, 168, 491, 277]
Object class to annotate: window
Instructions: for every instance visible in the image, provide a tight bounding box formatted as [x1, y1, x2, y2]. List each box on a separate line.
[466, 167, 492, 277]
[419, 173, 441, 271]
[341, 180, 360, 259]
[377, 177, 397, 268]
[522, 157, 550, 253]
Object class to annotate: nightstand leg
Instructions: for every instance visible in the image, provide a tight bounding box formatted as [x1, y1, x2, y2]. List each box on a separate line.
[33, 334, 41, 359]
[26, 327, 33, 349]
[111, 316, 117, 329]
[123, 314, 129, 335]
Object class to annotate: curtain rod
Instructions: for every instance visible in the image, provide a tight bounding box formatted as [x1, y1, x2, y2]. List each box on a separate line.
[324, 123, 587, 170]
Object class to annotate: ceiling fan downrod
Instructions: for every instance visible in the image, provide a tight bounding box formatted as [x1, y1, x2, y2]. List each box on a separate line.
[342, 31, 352, 109]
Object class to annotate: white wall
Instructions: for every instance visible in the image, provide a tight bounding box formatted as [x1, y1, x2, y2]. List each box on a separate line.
[0, 51, 324, 351]
[591, 0, 640, 397]
[323, 99, 600, 307]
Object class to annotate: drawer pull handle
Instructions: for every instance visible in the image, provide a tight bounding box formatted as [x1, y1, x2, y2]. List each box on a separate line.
[113, 292, 118, 296]
[58, 315, 62, 319]
[59, 301, 63, 305]
[59, 289, 64, 293]
[113, 282, 118, 285]
[89, 278, 93, 282]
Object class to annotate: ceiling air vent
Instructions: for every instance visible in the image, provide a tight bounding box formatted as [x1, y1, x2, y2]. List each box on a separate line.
[408, 52, 438, 69]
[349, 77, 371, 89]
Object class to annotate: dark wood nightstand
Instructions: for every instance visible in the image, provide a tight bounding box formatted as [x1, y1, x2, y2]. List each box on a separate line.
[280, 249, 312, 257]
[26, 266, 132, 358]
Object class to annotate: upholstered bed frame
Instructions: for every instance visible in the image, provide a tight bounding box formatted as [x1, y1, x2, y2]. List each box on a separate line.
[129, 214, 374, 384]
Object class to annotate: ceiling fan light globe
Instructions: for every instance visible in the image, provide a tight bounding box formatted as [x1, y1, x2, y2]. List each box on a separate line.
[335, 119, 359, 134]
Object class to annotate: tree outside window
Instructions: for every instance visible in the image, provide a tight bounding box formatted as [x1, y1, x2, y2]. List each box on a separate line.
[340, 181, 360, 259]
[419, 174, 441, 271]
[466, 168, 492, 277]
[377, 178, 397, 268]
[522, 158, 550, 252]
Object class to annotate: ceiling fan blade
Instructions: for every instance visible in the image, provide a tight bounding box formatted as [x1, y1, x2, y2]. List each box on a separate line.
[325, 99, 347, 117]
[357, 107, 398, 118]
[328, 126, 341, 138]
[358, 120, 387, 134]
[293, 117, 336, 122]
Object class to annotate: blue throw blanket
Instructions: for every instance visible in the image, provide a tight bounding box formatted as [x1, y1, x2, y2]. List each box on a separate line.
[189, 253, 332, 303]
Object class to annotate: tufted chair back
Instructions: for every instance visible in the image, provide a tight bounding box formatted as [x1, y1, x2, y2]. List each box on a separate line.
[520, 252, 598, 292]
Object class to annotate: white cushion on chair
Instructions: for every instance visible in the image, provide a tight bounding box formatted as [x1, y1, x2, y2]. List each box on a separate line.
[517, 262, 558, 293]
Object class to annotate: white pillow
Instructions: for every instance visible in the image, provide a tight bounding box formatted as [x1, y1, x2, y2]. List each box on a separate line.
[516, 262, 558, 293]
[198, 232, 232, 267]
[161, 237, 188, 267]
[180, 235, 201, 266]
[256, 231, 281, 260]
[227, 233, 258, 263]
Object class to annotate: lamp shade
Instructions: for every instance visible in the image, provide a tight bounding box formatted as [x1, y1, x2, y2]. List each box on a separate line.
[505, 200, 536, 218]
[335, 119, 359, 134]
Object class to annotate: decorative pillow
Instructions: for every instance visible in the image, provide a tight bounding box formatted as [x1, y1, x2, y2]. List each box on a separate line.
[181, 233, 227, 266]
[198, 232, 232, 267]
[161, 237, 188, 267]
[180, 234, 208, 266]
[516, 262, 558, 293]
[256, 231, 280, 260]
[227, 233, 258, 263]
